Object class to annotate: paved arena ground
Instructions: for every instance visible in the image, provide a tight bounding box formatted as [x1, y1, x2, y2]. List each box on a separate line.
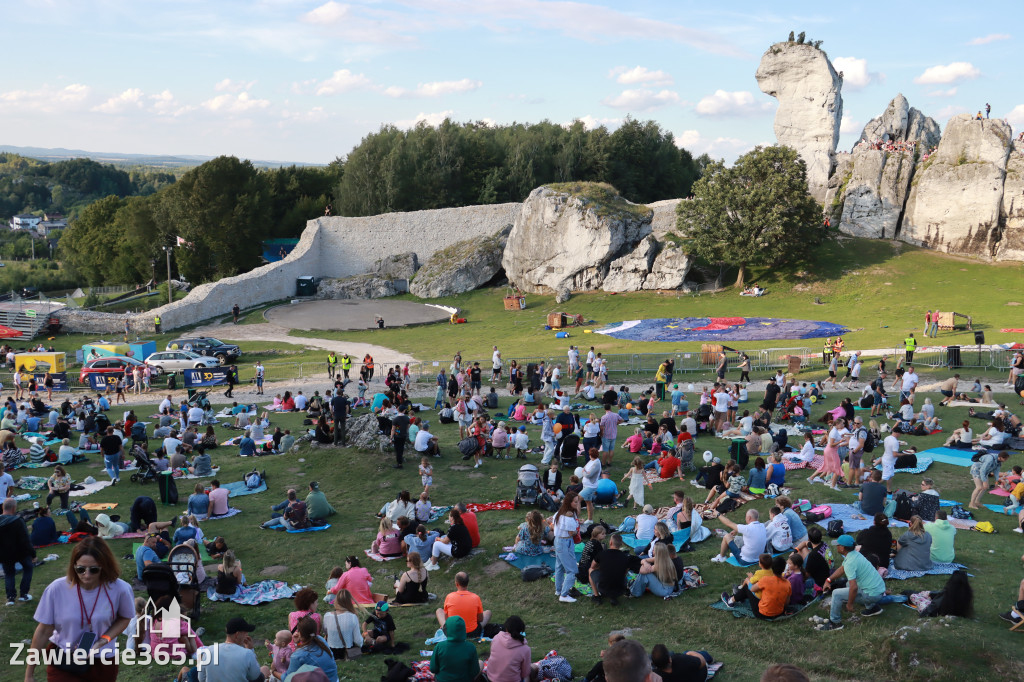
[264, 298, 450, 330]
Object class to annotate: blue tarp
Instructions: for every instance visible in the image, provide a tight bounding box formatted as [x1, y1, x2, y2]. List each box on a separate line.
[595, 317, 849, 343]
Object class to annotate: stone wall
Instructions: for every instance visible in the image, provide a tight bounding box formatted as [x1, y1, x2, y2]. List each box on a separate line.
[56, 203, 521, 333]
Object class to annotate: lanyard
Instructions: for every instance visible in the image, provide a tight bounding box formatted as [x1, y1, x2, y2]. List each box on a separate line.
[77, 583, 107, 632]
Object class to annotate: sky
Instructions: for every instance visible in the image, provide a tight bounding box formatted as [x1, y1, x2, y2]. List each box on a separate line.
[1, 0, 1021, 165]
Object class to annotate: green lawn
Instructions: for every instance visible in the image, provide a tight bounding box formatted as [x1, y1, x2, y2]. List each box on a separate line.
[3, 391, 1023, 681]
[287, 239, 1024, 372]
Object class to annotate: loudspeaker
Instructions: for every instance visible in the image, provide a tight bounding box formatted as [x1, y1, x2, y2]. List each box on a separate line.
[974, 331, 985, 345]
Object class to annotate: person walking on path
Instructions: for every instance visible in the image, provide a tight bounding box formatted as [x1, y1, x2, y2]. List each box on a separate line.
[232, 303, 240, 324]
[224, 365, 236, 399]
[905, 333, 917, 362]
[326, 352, 337, 380]
[930, 309, 940, 338]
[254, 361, 265, 395]
[923, 311, 932, 338]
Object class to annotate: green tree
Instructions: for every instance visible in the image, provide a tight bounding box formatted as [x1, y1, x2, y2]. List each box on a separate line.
[675, 145, 821, 288]
[57, 195, 127, 286]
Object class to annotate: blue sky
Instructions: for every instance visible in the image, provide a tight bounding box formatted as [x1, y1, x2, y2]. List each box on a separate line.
[1, 0, 1020, 164]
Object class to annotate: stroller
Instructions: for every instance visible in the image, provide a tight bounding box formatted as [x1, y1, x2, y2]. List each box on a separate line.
[129, 444, 158, 484]
[187, 390, 211, 411]
[167, 543, 203, 620]
[677, 438, 696, 472]
[513, 464, 542, 507]
[130, 421, 148, 448]
[695, 403, 714, 434]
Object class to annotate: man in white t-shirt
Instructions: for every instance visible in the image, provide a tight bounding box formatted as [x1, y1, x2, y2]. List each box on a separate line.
[738, 411, 754, 435]
[491, 346, 502, 382]
[713, 387, 729, 432]
[293, 392, 308, 411]
[586, 348, 596, 380]
[711, 508, 767, 564]
[0, 470, 14, 499]
[187, 404, 204, 426]
[568, 346, 579, 373]
[159, 395, 173, 414]
[873, 425, 903, 493]
[580, 448, 602, 521]
[550, 365, 561, 391]
[163, 431, 183, 457]
[901, 366, 919, 402]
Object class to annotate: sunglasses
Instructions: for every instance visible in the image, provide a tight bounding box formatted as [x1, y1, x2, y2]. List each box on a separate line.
[75, 565, 101, 575]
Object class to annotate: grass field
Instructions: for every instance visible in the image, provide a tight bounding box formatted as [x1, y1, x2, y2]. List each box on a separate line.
[287, 239, 1024, 369]
[2, 388, 1023, 682]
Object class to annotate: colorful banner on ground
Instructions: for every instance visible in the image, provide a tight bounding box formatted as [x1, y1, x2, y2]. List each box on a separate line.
[184, 367, 238, 388]
[33, 372, 68, 392]
[87, 374, 119, 391]
[595, 317, 849, 343]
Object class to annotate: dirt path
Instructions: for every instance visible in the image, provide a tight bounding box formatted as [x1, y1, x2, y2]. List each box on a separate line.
[190, 321, 415, 364]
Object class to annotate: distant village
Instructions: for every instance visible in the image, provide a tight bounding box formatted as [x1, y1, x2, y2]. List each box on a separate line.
[7, 212, 66, 237]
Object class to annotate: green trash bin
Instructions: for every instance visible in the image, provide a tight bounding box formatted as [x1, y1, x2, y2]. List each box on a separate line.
[158, 470, 177, 505]
[296, 276, 316, 297]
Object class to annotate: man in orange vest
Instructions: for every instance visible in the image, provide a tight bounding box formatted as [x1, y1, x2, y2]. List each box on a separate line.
[363, 353, 375, 382]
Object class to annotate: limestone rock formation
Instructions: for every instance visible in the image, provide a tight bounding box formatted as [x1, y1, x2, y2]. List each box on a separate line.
[410, 225, 511, 298]
[837, 147, 917, 239]
[347, 413, 393, 453]
[995, 142, 1024, 261]
[602, 235, 658, 292]
[902, 115, 1013, 256]
[374, 252, 419, 280]
[858, 94, 941, 150]
[502, 184, 653, 294]
[756, 42, 843, 203]
[316, 274, 397, 300]
[642, 243, 693, 290]
[823, 153, 853, 223]
[648, 199, 683, 238]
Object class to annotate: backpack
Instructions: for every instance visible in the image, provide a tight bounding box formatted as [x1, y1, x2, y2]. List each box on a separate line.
[949, 505, 973, 520]
[457, 438, 478, 457]
[826, 520, 844, 538]
[537, 653, 573, 681]
[717, 498, 739, 514]
[521, 564, 553, 582]
[861, 428, 876, 453]
[618, 516, 637, 534]
[245, 470, 262, 489]
[893, 491, 914, 520]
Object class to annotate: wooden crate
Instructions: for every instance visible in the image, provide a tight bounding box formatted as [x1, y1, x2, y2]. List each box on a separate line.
[503, 296, 525, 310]
[547, 312, 565, 328]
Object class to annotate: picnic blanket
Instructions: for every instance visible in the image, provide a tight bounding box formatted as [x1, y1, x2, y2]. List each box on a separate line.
[784, 455, 824, 471]
[826, 504, 908, 533]
[501, 551, 560, 572]
[204, 507, 243, 520]
[916, 447, 977, 468]
[621, 528, 691, 552]
[12, 493, 39, 502]
[15, 476, 49, 491]
[222, 480, 268, 497]
[81, 503, 117, 510]
[710, 595, 820, 619]
[207, 580, 301, 606]
[873, 457, 934, 475]
[465, 500, 515, 513]
[988, 488, 1013, 497]
[133, 542, 213, 561]
[725, 550, 789, 568]
[984, 503, 1019, 515]
[267, 524, 331, 533]
[643, 469, 683, 485]
[428, 505, 452, 523]
[946, 400, 997, 408]
[364, 549, 403, 562]
[885, 560, 967, 581]
[70, 480, 112, 497]
[175, 467, 221, 480]
[219, 435, 273, 447]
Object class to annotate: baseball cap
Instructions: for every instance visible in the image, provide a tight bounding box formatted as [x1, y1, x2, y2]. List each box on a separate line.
[833, 534, 856, 548]
[375, 601, 389, 612]
[226, 617, 256, 634]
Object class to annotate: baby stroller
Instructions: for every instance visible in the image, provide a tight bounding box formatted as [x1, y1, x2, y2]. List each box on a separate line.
[129, 444, 158, 484]
[514, 464, 542, 507]
[167, 543, 203, 620]
[695, 404, 713, 434]
[130, 421, 148, 448]
[677, 438, 696, 472]
[187, 390, 211, 411]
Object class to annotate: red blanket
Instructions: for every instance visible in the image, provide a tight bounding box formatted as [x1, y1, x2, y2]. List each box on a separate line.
[465, 500, 515, 512]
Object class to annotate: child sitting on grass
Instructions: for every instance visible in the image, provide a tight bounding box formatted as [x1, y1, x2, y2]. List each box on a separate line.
[513, 425, 529, 458]
[721, 553, 773, 607]
[264, 630, 293, 678]
[415, 491, 432, 524]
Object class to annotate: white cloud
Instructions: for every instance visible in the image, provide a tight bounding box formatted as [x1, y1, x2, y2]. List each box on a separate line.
[833, 57, 883, 90]
[384, 78, 482, 98]
[608, 66, 673, 87]
[300, 1, 419, 45]
[839, 115, 861, 135]
[0, 83, 91, 113]
[602, 88, 680, 111]
[91, 88, 144, 113]
[393, 110, 454, 128]
[968, 33, 1010, 45]
[201, 92, 271, 113]
[695, 90, 773, 117]
[214, 79, 256, 93]
[673, 129, 752, 160]
[565, 115, 622, 130]
[914, 62, 980, 85]
[280, 107, 330, 124]
[1006, 104, 1024, 127]
[314, 70, 374, 95]
[302, 0, 350, 24]
[927, 87, 958, 97]
[150, 90, 193, 117]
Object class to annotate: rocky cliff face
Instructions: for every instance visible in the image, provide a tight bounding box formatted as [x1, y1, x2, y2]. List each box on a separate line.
[756, 42, 843, 203]
[996, 144, 1024, 261]
[837, 146, 917, 239]
[901, 115, 1014, 257]
[410, 225, 511, 298]
[858, 94, 941, 150]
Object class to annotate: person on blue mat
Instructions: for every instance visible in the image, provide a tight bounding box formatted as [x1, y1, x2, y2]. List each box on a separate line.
[711, 508, 767, 565]
[815, 534, 886, 631]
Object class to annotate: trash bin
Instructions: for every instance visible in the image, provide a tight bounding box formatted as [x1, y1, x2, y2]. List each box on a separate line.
[167, 373, 177, 390]
[296, 276, 316, 297]
[157, 470, 177, 505]
[946, 345, 961, 368]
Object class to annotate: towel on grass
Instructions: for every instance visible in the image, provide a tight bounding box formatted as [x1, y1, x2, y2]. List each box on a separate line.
[428, 505, 452, 523]
[873, 457, 933, 475]
[15, 476, 49, 491]
[220, 435, 272, 447]
[984, 503, 1018, 515]
[945, 400, 997, 408]
[643, 469, 683, 485]
[621, 528, 691, 552]
[70, 480, 112, 497]
[501, 551, 559, 572]
[465, 500, 515, 513]
[364, 549, 402, 562]
[706, 662, 724, 679]
[825, 504, 908, 533]
[222, 480, 267, 497]
[885, 561, 967, 581]
[204, 507, 243, 520]
[266, 524, 331, 533]
[174, 468, 221, 480]
[207, 581, 301, 606]
[725, 550, 789, 568]
[17, 461, 58, 469]
[81, 503, 117, 510]
[12, 493, 39, 502]
[988, 488, 1013, 497]
[784, 455, 824, 471]
[710, 595, 820, 619]
[594, 500, 625, 510]
[916, 447, 976, 468]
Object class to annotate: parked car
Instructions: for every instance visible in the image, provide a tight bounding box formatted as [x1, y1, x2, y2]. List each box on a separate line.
[165, 337, 241, 364]
[145, 350, 221, 373]
[78, 355, 151, 384]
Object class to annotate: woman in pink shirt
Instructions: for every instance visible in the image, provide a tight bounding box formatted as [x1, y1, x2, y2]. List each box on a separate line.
[623, 429, 644, 453]
[287, 588, 322, 637]
[329, 555, 377, 605]
[371, 518, 403, 558]
[512, 400, 527, 421]
[485, 615, 532, 682]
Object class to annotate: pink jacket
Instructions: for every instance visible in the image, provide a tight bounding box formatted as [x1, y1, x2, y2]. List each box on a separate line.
[486, 631, 531, 682]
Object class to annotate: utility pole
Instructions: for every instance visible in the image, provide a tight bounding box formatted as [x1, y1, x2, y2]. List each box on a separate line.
[163, 246, 173, 304]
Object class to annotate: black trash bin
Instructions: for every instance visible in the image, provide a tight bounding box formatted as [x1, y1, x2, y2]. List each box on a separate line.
[296, 276, 316, 297]
[946, 345, 961, 368]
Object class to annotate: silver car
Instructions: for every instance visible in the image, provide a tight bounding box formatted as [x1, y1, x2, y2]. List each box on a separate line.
[145, 350, 221, 373]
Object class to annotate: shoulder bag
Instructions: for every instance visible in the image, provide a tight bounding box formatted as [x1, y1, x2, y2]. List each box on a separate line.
[327, 612, 361, 660]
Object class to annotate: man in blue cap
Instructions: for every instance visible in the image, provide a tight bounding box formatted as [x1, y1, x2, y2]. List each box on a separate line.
[816, 534, 886, 631]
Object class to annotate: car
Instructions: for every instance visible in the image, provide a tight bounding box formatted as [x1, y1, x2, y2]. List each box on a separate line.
[78, 355, 151, 384]
[145, 350, 221, 373]
[165, 337, 241, 364]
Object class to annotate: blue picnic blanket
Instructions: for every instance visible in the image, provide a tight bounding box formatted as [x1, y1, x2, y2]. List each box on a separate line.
[710, 595, 820, 619]
[873, 457, 933, 475]
[502, 551, 560, 572]
[826, 504, 907, 533]
[207, 580, 301, 605]
[885, 561, 967, 581]
[222, 480, 268, 497]
[984, 504, 1017, 515]
[726, 550, 789, 568]
[621, 528, 691, 552]
[916, 447, 976, 467]
[204, 507, 243, 520]
[267, 524, 332, 533]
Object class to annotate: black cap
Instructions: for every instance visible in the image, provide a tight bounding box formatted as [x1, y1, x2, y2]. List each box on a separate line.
[225, 617, 256, 634]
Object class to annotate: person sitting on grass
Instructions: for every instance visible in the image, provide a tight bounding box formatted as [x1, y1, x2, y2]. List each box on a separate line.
[706, 463, 744, 512]
[711, 509, 767, 565]
[589, 533, 634, 606]
[430, 614, 480, 682]
[723, 554, 792, 619]
[816, 534, 885, 631]
[893, 516, 934, 572]
[784, 553, 808, 606]
[720, 553, 771, 606]
[513, 510, 549, 557]
[630, 543, 678, 598]
[855, 514, 893, 569]
[435, 572, 491, 639]
[371, 517, 403, 558]
[425, 509, 473, 571]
